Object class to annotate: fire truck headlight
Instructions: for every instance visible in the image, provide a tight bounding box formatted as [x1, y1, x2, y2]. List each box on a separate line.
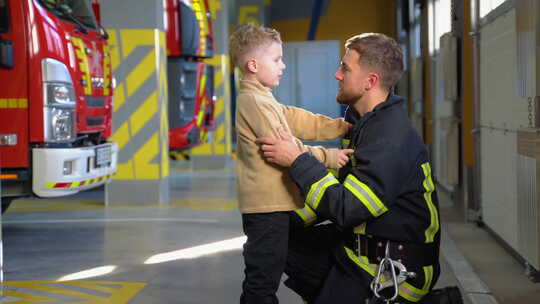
[45, 107, 76, 142]
[42, 58, 77, 143]
[46, 83, 76, 106]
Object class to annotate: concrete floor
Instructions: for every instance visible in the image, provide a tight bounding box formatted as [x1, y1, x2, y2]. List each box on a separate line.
[439, 191, 540, 304]
[0, 163, 520, 303]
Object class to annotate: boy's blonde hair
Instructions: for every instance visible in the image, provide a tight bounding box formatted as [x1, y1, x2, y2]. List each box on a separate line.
[229, 23, 282, 71]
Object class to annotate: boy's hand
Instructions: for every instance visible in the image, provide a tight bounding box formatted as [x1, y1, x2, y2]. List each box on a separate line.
[257, 128, 302, 167]
[337, 149, 354, 168]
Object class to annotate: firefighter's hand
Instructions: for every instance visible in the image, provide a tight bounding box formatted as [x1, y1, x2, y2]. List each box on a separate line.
[337, 149, 354, 168]
[257, 129, 302, 167]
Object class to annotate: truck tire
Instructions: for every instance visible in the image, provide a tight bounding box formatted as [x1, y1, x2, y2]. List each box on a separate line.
[1, 197, 14, 214]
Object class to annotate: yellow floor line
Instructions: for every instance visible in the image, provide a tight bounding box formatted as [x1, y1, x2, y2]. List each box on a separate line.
[1, 281, 146, 303]
[7, 198, 238, 213]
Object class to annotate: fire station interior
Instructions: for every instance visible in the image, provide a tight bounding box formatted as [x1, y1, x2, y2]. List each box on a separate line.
[0, 0, 539, 303]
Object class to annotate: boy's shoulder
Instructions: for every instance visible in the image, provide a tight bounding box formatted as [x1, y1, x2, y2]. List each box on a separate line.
[237, 90, 276, 106]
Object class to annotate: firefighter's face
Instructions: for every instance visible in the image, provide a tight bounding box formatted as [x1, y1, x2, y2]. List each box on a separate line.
[335, 49, 372, 105]
[248, 41, 286, 88]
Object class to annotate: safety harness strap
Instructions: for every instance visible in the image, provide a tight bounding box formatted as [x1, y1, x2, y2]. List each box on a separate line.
[345, 247, 433, 302]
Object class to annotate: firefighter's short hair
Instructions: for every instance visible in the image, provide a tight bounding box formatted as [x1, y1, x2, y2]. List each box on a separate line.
[229, 23, 282, 71]
[345, 33, 403, 90]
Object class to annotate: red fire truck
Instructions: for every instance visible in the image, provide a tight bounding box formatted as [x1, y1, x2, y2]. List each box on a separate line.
[0, 0, 117, 212]
[166, 0, 216, 150]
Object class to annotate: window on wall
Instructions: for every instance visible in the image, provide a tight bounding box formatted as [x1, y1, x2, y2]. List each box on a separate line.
[0, 0, 9, 33]
[480, 0, 507, 18]
[427, 0, 452, 55]
[411, 3, 422, 58]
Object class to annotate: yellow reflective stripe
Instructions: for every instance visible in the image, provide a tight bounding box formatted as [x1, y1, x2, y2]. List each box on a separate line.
[345, 247, 377, 275]
[71, 37, 92, 95]
[0, 98, 28, 108]
[344, 174, 387, 217]
[353, 222, 367, 234]
[421, 163, 439, 243]
[103, 45, 111, 96]
[328, 168, 338, 177]
[294, 205, 317, 227]
[197, 107, 205, 126]
[196, 73, 207, 127]
[344, 246, 430, 302]
[342, 139, 350, 148]
[306, 173, 339, 209]
[400, 275, 431, 302]
[422, 266, 434, 290]
[18, 98, 28, 108]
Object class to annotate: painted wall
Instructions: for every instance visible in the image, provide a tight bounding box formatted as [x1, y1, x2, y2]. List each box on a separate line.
[270, 0, 396, 55]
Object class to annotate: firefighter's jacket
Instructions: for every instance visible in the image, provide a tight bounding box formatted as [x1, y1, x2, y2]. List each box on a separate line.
[289, 94, 441, 302]
[235, 79, 349, 214]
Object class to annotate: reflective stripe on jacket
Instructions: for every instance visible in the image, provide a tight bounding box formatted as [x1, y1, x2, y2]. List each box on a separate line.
[289, 93, 441, 245]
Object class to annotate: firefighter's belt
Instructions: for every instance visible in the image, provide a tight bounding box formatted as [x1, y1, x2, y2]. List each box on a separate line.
[358, 235, 439, 268]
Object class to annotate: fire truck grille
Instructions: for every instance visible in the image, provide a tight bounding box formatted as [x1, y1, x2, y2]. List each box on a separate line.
[87, 117, 104, 126]
[85, 97, 105, 107]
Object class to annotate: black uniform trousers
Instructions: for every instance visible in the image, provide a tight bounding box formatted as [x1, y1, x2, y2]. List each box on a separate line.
[240, 212, 290, 304]
[284, 223, 441, 304]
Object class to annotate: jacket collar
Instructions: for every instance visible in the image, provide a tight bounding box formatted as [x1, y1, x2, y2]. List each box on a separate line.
[239, 79, 273, 97]
[346, 93, 404, 120]
[372, 93, 404, 112]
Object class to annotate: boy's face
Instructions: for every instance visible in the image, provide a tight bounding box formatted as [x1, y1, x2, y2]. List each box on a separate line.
[248, 41, 286, 87]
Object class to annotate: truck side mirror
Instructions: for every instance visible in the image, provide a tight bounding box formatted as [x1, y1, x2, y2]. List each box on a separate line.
[99, 26, 109, 40]
[0, 38, 14, 69]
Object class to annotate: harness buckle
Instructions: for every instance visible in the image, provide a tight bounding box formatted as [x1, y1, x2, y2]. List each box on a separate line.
[369, 241, 416, 303]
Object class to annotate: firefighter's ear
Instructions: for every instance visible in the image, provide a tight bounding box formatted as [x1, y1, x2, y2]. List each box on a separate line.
[366, 72, 380, 90]
[246, 59, 257, 73]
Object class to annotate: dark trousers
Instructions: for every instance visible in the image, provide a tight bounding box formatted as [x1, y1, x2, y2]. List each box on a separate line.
[284, 224, 441, 304]
[283, 223, 343, 302]
[240, 212, 290, 304]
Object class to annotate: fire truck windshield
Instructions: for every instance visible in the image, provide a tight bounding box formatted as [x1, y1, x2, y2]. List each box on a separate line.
[0, 0, 9, 33]
[38, 0, 98, 30]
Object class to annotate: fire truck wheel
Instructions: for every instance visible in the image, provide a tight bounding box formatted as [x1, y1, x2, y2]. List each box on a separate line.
[1, 197, 14, 214]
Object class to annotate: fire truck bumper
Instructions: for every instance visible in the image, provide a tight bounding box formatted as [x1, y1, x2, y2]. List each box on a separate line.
[32, 142, 118, 197]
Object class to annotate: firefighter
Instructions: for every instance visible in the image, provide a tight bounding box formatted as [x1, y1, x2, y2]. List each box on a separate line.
[257, 33, 442, 304]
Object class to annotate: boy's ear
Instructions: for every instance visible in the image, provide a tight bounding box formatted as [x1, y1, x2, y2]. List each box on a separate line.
[246, 59, 257, 73]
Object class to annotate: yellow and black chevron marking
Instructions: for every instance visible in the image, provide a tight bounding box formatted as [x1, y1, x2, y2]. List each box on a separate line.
[108, 29, 169, 181]
[1, 280, 145, 303]
[45, 174, 113, 189]
[170, 150, 190, 161]
[0, 98, 28, 108]
[71, 37, 93, 95]
[191, 54, 233, 156]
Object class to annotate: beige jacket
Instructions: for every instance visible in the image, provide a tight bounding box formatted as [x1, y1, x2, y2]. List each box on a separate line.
[236, 79, 349, 213]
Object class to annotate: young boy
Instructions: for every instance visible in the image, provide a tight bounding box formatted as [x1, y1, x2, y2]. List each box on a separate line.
[230, 23, 352, 304]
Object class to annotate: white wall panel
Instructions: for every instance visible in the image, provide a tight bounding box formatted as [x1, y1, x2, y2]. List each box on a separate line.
[480, 131, 519, 249]
[479, 8, 528, 250]
[432, 49, 457, 189]
[480, 9, 528, 130]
